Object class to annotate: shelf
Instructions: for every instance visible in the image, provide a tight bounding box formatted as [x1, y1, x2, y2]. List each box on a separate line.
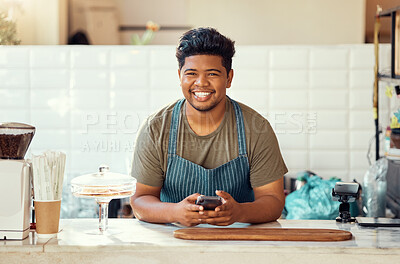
[378, 74, 400, 85]
[378, 6, 400, 17]
[374, 5, 400, 161]
[386, 148, 400, 161]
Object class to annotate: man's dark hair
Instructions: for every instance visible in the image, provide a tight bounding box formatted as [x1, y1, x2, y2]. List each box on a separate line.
[176, 27, 235, 74]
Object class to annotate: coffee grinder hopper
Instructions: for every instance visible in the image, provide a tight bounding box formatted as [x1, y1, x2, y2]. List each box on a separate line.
[0, 122, 35, 160]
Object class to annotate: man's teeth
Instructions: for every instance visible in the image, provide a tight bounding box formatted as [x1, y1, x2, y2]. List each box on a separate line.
[194, 92, 211, 97]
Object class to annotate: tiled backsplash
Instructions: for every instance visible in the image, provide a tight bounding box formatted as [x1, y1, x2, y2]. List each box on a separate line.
[0, 45, 391, 185]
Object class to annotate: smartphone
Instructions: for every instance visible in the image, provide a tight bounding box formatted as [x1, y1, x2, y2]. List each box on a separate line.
[195, 195, 223, 210]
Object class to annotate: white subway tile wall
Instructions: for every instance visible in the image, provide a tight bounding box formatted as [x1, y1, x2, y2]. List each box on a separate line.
[0, 47, 30, 67]
[0, 45, 391, 184]
[281, 150, 308, 171]
[310, 70, 348, 89]
[30, 48, 69, 68]
[270, 70, 308, 89]
[234, 48, 269, 69]
[0, 69, 30, 88]
[269, 48, 308, 69]
[310, 48, 349, 69]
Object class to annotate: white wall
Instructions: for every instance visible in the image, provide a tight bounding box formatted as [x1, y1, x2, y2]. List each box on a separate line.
[12, 0, 365, 45]
[116, 0, 366, 45]
[187, 0, 366, 45]
[116, 0, 189, 45]
[13, 0, 68, 45]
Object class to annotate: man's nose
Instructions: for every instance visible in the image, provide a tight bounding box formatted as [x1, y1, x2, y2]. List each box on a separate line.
[194, 74, 209, 86]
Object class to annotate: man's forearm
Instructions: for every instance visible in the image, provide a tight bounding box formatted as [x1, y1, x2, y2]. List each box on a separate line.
[237, 195, 284, 223]
[130, 195, 177, 223]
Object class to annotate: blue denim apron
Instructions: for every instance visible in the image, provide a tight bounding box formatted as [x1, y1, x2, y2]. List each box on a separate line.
[160, 98, 254, 203]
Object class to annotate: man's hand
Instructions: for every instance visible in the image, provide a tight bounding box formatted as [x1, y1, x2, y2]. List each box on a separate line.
[131, 183, 206, 226]
[199, 190, 242, 226]
[131, 178, 284, 226]
[174, 193, 204, 227]
[197, 177, 285, 225]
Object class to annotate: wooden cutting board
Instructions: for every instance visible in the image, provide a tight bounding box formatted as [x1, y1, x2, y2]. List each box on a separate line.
[174, 228, 352, 241]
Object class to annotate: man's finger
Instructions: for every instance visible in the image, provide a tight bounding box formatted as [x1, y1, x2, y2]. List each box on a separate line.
[198, 210, 221, 217]
[186, 193, 201, 202]
[187, 203, 202, 211]
[216, 203, 228, 211]
[215, 190, 231, 201]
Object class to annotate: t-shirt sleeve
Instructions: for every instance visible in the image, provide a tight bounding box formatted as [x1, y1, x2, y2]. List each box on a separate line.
[249, 120, 288, 188]
[131, 119, 165, 187]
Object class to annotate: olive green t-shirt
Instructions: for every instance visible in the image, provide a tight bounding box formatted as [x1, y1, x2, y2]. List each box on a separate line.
[131, 97, 288, 188]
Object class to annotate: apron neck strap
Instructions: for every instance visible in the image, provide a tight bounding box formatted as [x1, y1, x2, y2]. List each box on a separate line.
[229, 96, 247, 156]
[167, 97, 247, 156]
[168, 99, 185, 155]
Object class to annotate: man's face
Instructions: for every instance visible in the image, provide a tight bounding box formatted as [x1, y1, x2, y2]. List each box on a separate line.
[178, 55, 233, 112]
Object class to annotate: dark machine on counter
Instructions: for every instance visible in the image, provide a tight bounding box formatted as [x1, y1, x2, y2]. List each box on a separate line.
[0, 122, 35, 240]
[332, 182, 360, 223]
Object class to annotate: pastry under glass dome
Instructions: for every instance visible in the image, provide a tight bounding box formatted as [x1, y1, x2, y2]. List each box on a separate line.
[71, 165, 136, 234]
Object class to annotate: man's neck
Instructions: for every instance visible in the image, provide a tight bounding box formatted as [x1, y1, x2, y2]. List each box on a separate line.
[185, 99, 226, 136]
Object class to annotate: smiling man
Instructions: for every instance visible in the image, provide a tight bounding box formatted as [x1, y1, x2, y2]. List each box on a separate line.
[130, 27, 288, 226]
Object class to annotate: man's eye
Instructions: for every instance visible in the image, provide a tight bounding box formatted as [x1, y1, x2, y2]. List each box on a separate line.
[208, 73, 218, 76]
[185, 72, 196, 75]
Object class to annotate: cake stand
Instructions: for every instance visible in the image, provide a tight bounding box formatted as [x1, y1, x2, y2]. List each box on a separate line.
[71, 165, 136, 234]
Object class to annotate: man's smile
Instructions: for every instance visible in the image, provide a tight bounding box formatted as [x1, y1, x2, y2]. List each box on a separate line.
[191, 90, 215, 101]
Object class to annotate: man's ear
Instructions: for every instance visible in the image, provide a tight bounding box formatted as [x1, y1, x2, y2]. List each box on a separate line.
[226, 69, 234, 88]
[178, 69, 182, 86]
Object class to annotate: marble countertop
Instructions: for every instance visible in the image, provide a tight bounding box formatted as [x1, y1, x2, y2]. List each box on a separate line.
[1, 219, 400, 264]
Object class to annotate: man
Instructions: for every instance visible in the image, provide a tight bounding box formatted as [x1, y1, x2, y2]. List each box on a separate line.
[130, 27, 287, 226]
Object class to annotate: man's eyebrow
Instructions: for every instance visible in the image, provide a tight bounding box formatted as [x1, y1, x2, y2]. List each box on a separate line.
[183, 68, 222, 73]
[205, 69, 222, 73]
[184, 68, 197, 72]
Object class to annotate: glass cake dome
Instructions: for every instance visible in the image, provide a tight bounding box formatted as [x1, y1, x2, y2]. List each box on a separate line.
[70, 165, 136, 234]
[71, 165, 136, 200]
